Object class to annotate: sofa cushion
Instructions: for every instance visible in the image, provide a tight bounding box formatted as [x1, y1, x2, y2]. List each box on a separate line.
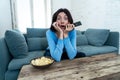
[27, 28, 48, 51]
[76, 30, 82, 35]
[27, 28, 48, 38]
[27, 38, 48, 51]
[77, 45, 117, 56]
[77, 34, 88, 46]
[85, 28, 110, 46]
[5, 30, 28, 58]
[8, 51, 45, 70]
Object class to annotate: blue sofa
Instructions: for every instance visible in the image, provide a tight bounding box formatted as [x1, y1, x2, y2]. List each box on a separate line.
[0, 28, 119, 80]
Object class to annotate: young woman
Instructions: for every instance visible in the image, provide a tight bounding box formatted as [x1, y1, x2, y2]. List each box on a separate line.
[45, 8, 85, 62]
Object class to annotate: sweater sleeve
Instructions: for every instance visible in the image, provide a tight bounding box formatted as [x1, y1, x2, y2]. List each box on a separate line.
[63, 30, 77, 59]
[46, 30, 64, 62]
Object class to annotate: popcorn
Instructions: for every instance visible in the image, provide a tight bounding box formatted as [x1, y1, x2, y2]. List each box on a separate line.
[31, 57, 54, 66]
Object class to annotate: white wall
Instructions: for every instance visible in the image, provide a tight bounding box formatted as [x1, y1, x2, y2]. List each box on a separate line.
[0, 0, 12, 38]
[51, 0, 71, 14]
[71, 0, 120, 31]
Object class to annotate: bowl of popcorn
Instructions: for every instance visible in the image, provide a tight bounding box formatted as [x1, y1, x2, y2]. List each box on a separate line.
[31, 56, 54, 69]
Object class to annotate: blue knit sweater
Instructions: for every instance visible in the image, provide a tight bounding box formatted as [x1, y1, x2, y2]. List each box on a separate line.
[46, 29, 77, 62]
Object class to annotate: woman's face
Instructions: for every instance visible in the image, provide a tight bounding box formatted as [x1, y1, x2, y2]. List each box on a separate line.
[56, 12, 69, 31]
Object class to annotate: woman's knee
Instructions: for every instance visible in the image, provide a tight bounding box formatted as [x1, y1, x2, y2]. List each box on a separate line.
[76, 52, 86, 58]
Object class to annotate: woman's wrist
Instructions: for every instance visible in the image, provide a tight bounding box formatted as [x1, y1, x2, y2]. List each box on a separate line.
[57, 32, 63, 39]
[59, 33, 63, 39]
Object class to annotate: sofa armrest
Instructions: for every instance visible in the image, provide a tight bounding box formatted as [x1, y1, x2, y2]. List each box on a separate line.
[0, 38, 12, 80]
[105, 32, 119, 52]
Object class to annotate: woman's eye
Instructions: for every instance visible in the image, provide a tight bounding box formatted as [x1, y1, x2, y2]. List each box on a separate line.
[57, 18, 60, 20]
[64, 17, 68, 20]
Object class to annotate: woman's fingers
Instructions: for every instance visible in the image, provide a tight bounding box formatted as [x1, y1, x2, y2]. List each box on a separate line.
[52, 22, 63, 33]
[53, 22, 58, 29]
[72, 24, 75, 28]
[52, 22, 57, 27]
[66, 24, 74, 31]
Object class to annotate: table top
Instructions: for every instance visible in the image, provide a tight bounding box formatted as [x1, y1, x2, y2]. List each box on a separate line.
[18, 53, 120, 80]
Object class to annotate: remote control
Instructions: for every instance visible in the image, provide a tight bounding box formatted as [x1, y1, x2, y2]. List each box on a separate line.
[73, 21, 82, 27]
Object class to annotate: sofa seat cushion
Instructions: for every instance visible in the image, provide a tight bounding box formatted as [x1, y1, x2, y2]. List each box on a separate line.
[8, 51, 45, 70]
[5, 30, 28, 58]
[85, 29, 110, 46]
[77, 45, 117, 56]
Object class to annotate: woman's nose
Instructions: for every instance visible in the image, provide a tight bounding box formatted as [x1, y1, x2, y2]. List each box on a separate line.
[61, 22, 64, 24]
[61, 20, 64, 24]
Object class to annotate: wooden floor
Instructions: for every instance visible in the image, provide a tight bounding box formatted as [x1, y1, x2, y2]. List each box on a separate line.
[18, 53, 120, 80]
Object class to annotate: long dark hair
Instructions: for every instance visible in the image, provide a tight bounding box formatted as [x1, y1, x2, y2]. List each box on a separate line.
[50, 8, 73, 32]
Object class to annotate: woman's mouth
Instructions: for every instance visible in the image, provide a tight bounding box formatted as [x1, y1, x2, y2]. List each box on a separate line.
[60, 25, 66, 30]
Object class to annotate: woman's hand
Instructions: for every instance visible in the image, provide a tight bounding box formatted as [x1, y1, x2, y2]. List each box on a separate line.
[52, 22, 63, 39]
[52, 22, 63, 33]
[64, 24, 75, 38]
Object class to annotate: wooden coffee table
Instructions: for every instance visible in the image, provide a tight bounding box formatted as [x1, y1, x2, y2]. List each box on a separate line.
[18, 53, 120, 80]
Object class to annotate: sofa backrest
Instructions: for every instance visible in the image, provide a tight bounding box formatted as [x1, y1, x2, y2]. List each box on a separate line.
[26, 28, 48, 51]
[76, 29, 119, 49]
[105, 32, 119, 52]
[26, 29, 89, 51]
[25, 28, 119, 53]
